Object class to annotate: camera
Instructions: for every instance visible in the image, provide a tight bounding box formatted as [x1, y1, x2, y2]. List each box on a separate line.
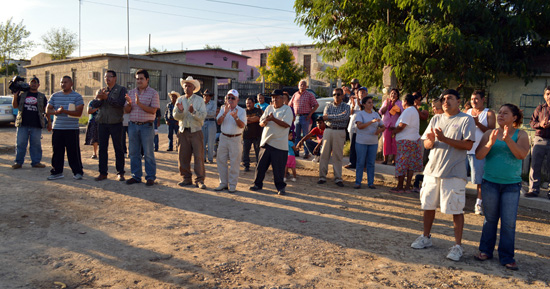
[8, 76, 30, 94]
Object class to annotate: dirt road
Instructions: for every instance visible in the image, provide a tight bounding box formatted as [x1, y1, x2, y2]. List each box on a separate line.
[0, 125, 549, 289]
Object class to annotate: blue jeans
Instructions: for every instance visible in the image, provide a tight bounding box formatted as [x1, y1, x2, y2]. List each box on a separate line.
[355, 143, 377, 186]
[479, 179, 521, 265]
[128, 122, 156, 181]
[167, 122, 178, 150]
[294, 115, 311, 156]
[202, 120, 217, 162]
[15, 126, 42, 165]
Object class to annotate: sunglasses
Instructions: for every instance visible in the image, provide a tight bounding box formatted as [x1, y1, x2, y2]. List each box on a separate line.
[333, 93, 342, 96]
[227, 96, 236, 100]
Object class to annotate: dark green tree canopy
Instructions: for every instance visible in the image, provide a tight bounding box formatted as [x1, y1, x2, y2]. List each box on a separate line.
[257, 44, 306, 86]
[295, 0, 550, 96]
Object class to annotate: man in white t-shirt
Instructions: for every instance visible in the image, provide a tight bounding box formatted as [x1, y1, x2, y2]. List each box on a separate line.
[410, 89, 476, 262]
[249, 90, 293, 195]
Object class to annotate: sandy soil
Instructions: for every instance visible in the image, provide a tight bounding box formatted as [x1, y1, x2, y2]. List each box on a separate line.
[0, 125, 549, 289]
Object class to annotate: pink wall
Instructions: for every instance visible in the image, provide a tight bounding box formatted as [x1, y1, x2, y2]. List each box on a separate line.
[242, 47, 299, 82]
[185, 50, 249, 82]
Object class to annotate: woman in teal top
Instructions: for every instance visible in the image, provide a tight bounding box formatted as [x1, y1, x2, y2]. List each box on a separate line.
[474, 104, 530, 270]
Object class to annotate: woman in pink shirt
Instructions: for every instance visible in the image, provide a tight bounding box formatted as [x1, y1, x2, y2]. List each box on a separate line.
[379, 88, 403, 165]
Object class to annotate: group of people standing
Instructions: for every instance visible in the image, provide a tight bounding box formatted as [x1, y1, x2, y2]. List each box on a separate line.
[11, 71, 549, 271]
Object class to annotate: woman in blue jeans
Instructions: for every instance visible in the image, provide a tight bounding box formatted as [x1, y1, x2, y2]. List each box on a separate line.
[474, 104, 530, 270]
[354, 96, 385, 189]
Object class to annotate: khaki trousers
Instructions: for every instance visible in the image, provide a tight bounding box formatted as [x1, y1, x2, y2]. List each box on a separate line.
[319, 128, 346, 183]
[178, 130, 205, 183]
[216, 134, 243, 189]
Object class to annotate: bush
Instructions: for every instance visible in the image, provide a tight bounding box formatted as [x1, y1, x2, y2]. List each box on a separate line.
[343, 140, 350, 157]
[79, 116, 89, 126]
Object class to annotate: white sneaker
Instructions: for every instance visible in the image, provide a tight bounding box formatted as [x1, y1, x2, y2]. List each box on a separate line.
[284, 177, 287, 182]
[312, 156, 319, 162]
[196, 182, 206, 189]
[73, 174, 83, 180]
[446, 244, 464, 261]
[214, 185, 227, 191]
[475, 203, 483, 215]
[47, 173, 64, 180]
[411, 234, 432, 249]
[290, 177, 296, 182]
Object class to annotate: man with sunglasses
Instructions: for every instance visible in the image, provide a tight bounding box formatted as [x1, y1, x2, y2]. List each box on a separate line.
[214, 89, 246, 193]
[318, 88, 350, 187]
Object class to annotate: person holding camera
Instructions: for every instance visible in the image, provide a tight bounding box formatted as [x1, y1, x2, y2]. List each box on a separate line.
[11, 76, 48, 169]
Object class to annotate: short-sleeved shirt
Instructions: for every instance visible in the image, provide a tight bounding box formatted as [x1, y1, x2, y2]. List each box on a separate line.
[88, 101, 98, 122]
[255, 102, 269, 111]
[20, 92, 46, 128]
[309, 126, 324, 142]
[260, 104, 293, 151]
[217, 105, 247, 135]
[395, 106, 420, 141]
[290, 90, 318, 115]
[355, 110, 383, 145]
[288, 140, 295, 156]
[421, 112, 476, 179]
[48, 90, 84, 130]
[127, 86, 160, 122]
[244, 107, 263, 139]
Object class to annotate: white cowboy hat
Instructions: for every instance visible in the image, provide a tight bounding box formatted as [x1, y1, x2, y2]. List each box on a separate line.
[168, 91, 181, 98]
[180, 76, 201, 93]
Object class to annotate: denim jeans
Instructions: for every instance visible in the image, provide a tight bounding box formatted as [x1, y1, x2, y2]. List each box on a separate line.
[128, 122, 156, 181]
[294, 115, 311, 156]
[15, 126, 42, 165]
[202, 120, 217, 162]
[355, 143, 377, 186]
[479, 179, 521, 265]
[167, 122, 178, 150]
[154, 121, 159, 151]
[304, 140, 320, 156]
[242, 137, 260, 168]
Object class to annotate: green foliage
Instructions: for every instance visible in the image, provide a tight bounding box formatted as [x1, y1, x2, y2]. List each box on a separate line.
[0, 18, 33, 66]
[42, 28, 78, 60]
[204, 44, 222, 49]
[0, 63, 18, 75]
[257, 44, 307, 86]
[146, 47, 167, 54]
[295, 0, 550, 95]
[79, 116, 89, 126]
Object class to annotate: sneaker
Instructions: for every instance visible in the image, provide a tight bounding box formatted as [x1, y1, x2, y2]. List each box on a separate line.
[47, 173, 64, 180]
[32, 163, 46, 168]
[411, 234, 432, 249]
[277, 189, 286, 195]
[336, 181, 344, 187]
[73, 174, 83, 180]
[11, 163, 22, 169]
[228, 187, 236, 193]
[311, 156, 319, 163]
[214, 185, 228, 191]
[249, 185, 262, 191]
[475, 203, 483, 215]
[290, 177, 296, 182]
[317, 179, 326, 184]
[196, 182, 206, 189]
[284, 177, 287, 182]
[446, 244, 464, 261]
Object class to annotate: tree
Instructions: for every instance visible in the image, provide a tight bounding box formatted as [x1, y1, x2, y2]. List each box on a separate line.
[295, 0, 550, 96]
[145, 47, 167, 54]
[204, 44, 222, 49]
[257, 44, 306, 86]
[0, 18, 33, 66]
[0, 63, 19, 76]
[42, 28, 78, 60]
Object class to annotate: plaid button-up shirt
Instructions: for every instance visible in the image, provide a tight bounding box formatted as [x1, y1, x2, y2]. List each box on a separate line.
[324, 101, 350, 129]
[290, 90, 318, 115]
[127, 86, 160, 122]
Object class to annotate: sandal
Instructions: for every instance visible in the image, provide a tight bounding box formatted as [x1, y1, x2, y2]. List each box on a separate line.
[474, 251, 491, 261]
[505, 262, 518, 271]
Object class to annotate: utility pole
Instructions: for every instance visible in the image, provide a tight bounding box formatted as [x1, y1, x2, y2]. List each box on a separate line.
[127, 0, 130, 74]
[79, 0, 81, 57]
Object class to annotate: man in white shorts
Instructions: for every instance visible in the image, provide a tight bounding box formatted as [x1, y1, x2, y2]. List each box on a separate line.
[410, 89, 476, 261]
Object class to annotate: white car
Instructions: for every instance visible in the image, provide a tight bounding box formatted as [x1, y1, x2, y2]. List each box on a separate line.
[0, 96, 16, 124]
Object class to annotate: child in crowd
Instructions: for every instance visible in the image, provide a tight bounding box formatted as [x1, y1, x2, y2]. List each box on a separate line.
[285, 132, 297, 182]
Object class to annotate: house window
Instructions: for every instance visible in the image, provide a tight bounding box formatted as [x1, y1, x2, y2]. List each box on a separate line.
[260, 53, 267, 67]
[303, 55, 311, 75]
[231, 61, 239, 69]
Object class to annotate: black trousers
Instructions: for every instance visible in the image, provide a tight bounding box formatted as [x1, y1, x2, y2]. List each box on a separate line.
[51, 129, 83, 176]
[242, 137, 260, 168]
[98, 122, 125, 175]
[253, 144, 288, 191]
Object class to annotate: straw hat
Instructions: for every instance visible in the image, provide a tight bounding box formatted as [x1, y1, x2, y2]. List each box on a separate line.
[168, 91, 181, 98]
[180, 76, 201, 93]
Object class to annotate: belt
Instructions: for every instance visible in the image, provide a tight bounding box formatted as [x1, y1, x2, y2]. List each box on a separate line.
[130, 121, 153, 125]
[183, 127, 192, 132]
[205, 118, 216, 121]
[298, 113, 310, 116]
[327, 126, 346, 130]
[222, 133, 242, 138]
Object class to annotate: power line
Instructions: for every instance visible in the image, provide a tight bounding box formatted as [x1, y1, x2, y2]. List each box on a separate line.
[204, 0, 295, 13]
[81, 0, 297, 30]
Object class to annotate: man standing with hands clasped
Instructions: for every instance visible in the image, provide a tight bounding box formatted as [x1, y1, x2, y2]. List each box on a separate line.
[215, 89, 246, 193]
[173, 76, 207, 189]
[410, 89, 475, 262]
[124, 69, 160, 186]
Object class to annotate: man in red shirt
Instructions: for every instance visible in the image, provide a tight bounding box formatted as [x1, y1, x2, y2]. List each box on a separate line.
[296, 119, 325, 162]
[289, 80, 318, 159]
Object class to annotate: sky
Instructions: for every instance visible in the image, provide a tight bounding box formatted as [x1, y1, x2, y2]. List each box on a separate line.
[1, 0, 315, 59]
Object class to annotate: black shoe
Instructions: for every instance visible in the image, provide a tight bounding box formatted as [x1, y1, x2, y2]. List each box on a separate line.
[249, 185, 262, 191]
[244, 167, 250, 172]
[126, 178, 140, 185]
[146, 179, 155, 186]
[154, 149, 158, 152]
[524, 192, 539, 198]
[178, 181, 192, 187]
[167, 148, 173, 151]
[317, 180, 326, 184]
[368, 185, 377, 189]
[336, 181, 344, 187]
[278, 189, 286, 195]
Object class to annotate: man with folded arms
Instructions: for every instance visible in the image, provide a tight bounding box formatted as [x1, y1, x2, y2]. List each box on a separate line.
[215, 89, 246, 193]
[289, 80, 318, 159]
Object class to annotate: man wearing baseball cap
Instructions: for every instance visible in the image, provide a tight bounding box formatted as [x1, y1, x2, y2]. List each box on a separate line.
[214, 89, 246, 193]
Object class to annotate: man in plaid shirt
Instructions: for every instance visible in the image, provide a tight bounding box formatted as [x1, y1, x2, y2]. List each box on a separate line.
[124, 69, 160, 186]
[289, 80, 318, 159]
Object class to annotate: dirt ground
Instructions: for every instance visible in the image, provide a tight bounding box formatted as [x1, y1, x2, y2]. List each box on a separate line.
[0, 125, 549, 289]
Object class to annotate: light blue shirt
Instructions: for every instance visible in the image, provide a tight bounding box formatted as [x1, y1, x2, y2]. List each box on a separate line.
[48, 90, 84, 130]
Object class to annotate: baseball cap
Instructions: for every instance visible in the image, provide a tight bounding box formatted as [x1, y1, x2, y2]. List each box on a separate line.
[227, 89, 239, 98]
